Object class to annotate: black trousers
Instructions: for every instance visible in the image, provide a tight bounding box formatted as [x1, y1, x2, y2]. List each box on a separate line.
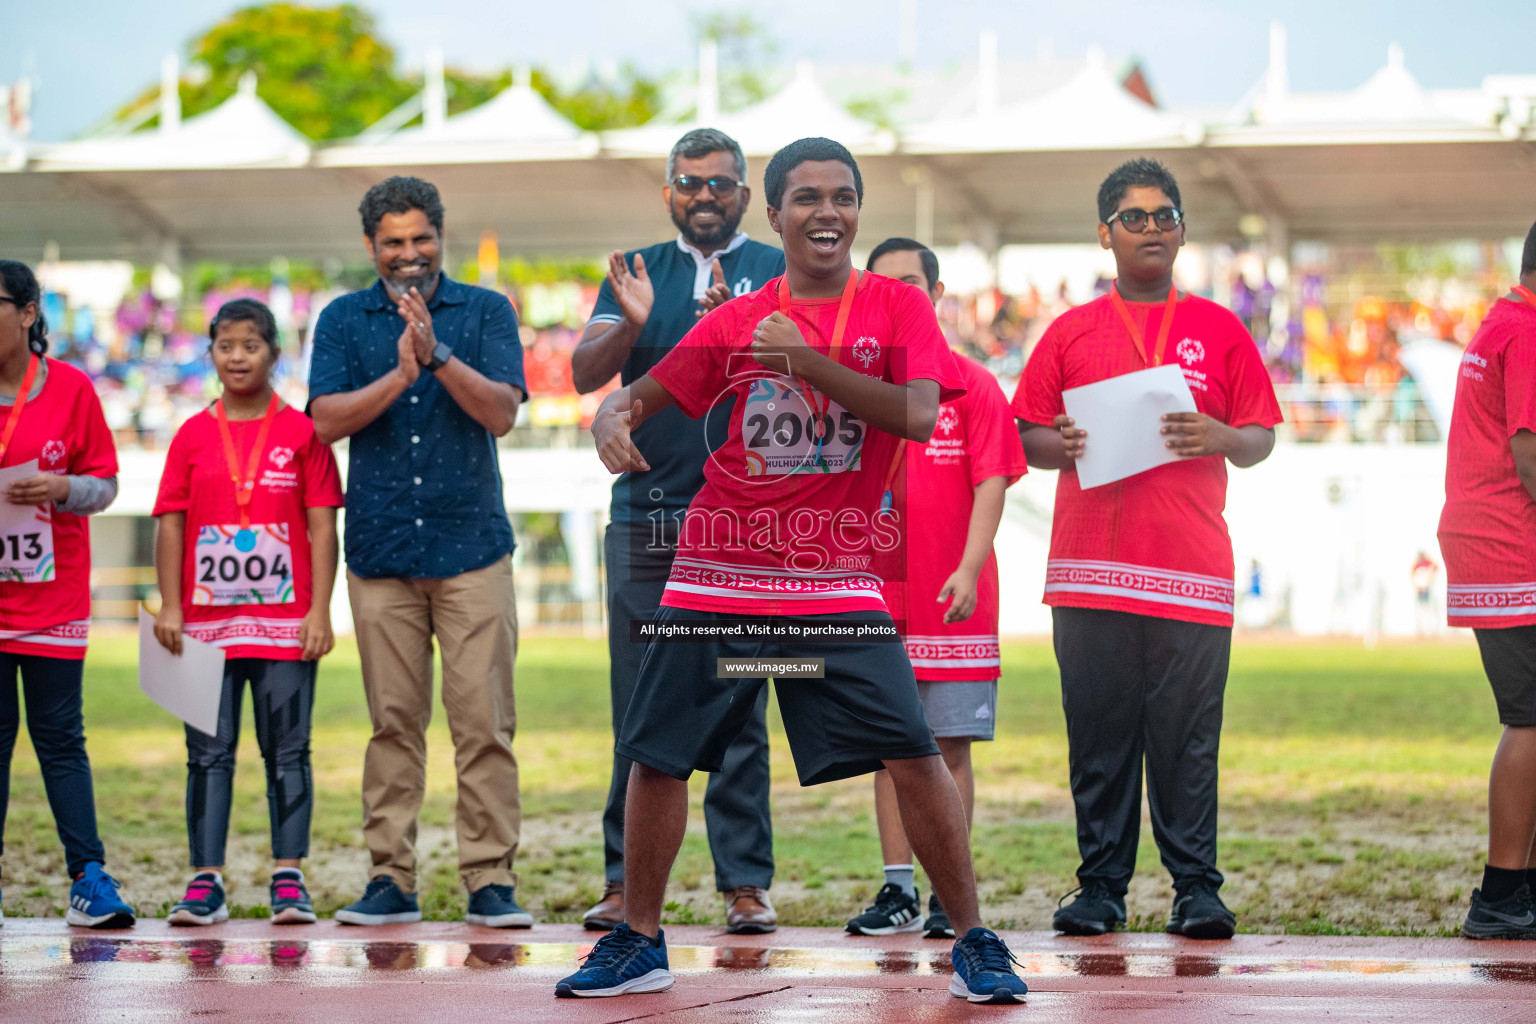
[1052, 607, 1230, 895]
[0, 653, 105, 877]
[185, 658, 317, 867]
[602, 521, 774, 891]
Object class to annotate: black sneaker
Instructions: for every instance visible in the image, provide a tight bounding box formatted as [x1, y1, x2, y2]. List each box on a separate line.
[846, 882, 923, 935]
[923, 892, 954, 939]
[1052, 883, 1126, 936]
[1462, 885, 1536, 940]
[1166, 884, 1236, 940]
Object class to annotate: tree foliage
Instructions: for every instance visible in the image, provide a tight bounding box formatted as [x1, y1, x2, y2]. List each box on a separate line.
[109, 2, 661, 140]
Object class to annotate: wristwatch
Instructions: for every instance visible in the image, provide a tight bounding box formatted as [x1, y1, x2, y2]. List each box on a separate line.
[426, 341, 453, 372]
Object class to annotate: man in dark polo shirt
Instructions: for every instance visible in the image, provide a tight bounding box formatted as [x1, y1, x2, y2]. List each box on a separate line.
[572, 128, 784, 934]
[308, 176, 531, 928]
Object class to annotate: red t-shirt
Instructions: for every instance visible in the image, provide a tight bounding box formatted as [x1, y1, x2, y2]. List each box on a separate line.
[153, 404, 343, 659]
[0, 359, 118, 659]
[1011, 291, 1282, 627]
[1438, 296, 1536, 628]
[883, 353, 1028, 680]
[648, 272, 965, 616]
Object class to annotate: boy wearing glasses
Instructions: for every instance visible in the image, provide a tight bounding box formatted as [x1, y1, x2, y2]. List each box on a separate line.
[573, 128, 784, 935]
[1013, 158, 1281, 939]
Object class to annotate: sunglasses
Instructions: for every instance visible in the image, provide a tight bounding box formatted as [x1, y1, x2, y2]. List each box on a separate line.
[0, 297, 19, 309]
[1106, 207, 1183, 231]
[671, 175, 746, 197]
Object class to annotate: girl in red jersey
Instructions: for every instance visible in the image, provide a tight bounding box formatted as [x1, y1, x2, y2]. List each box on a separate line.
[0, 259, 136, 929]
[153, 298, 342, 926]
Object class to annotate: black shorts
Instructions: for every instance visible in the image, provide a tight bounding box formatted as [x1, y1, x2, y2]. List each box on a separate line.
[616, 607, 939, 786]
[1475, 625, 1536, 727]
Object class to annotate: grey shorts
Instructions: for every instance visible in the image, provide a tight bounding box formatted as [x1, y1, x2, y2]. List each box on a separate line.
[916, 680, 998, 741]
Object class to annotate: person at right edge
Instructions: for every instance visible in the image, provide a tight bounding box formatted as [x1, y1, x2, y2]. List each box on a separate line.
[571, 129, 784, 935]
[1439, 218, 1536, 940]
[1013, 158, 1281, 940]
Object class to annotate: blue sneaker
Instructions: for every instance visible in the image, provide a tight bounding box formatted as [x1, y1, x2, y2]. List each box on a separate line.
[555, 922, 673, 998]
[169, 872, 228, 926]
[466, 883, 534, 928]
[334, 876, 422, 926]
[65, 863, 136, 929]
[949, 927, 1028, 1004]
[270, 869, 317, 925]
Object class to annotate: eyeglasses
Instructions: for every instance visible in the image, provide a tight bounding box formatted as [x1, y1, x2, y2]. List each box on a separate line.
[671, 175, 746, 196]
[1106, 207, 1183, 232]
[0, 297, 18, 309]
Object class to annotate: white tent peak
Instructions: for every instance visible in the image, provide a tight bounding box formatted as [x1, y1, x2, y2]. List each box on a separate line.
[33, 79, 311, 170]
[397, 77, 582, 145]
[605, 60, 891, 156]
[904, 48, 1179, 152]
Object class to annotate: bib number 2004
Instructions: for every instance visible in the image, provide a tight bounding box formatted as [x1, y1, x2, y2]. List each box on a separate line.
[193, 524, 295, 605]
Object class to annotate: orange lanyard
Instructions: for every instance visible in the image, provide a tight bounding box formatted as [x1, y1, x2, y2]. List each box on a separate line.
[0, 354, 41, 465]
[776, 269, 860, 462]
[1514, 284, 1536, 312]
[1108, 282, 1178, 367]
[878, 439, 907, 514]
[213, 393, 281, 533]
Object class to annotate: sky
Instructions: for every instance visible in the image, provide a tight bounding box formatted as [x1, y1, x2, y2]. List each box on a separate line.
[6, 0, 1536, 141]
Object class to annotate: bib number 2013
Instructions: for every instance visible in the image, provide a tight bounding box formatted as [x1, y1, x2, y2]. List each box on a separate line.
[0, 521, 55, 583]
[193, 524, 295, 606]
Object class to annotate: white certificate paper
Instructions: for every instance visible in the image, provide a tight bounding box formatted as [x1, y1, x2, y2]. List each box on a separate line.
[138, 606, 226, 737]
[0, 460, 42, 532]
[1063, 364, 1198, 490]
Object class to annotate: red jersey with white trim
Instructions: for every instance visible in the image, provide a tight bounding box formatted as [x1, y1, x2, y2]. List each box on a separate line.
[649, 272, 965, 616]
[0, 359, 118, 659]
[1011, 291, 1281, 627]
[1437, 296, 1536, 628]
[154, 404, 343, 659]
[884, 353, 1028, 680]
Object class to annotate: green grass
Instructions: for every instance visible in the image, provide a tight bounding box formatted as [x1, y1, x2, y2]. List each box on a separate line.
[0, 632, 1498, 935]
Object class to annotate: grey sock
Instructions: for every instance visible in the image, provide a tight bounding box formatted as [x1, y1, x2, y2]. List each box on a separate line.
[883, 864, 917, 901]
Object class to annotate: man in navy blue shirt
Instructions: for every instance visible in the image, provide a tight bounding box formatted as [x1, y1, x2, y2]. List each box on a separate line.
[309, 176, 532, 929]
[573, 129, 784, 934]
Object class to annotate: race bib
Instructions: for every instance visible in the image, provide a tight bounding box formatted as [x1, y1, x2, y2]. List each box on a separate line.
[741, 376, 865, 476]
[193, 524, 295, 606]
[0, 508, 55, 583]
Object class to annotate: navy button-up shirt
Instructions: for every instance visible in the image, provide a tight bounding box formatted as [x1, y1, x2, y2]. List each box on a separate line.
[309, 273, 527, 579]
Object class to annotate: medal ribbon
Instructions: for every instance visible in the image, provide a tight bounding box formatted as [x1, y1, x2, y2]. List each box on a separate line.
[776, 269, 861, 467]
[878, 439, 907, 514]
[1514, 284, 1536, 312]
[0, 353, 41, 464]
[214, 392, 281, 532]
[1108, 282, 1179, 367]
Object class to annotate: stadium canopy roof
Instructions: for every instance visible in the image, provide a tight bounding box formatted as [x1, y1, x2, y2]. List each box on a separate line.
[4, 42, 1536, 264]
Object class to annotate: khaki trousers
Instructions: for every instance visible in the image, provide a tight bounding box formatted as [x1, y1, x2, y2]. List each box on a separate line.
[348, 556, 520, 893]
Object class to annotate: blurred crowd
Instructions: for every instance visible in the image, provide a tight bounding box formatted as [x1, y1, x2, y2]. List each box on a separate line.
[35, 259, 1507, 450]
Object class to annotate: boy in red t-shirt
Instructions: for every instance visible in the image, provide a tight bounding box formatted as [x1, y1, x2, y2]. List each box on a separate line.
[1014, 159, 1281, 940]
[153, 299, 343, 927]
[557, 139, 1027, 1005]
[843, 240, 1027, 941]
[1437, 219, 1536, 939]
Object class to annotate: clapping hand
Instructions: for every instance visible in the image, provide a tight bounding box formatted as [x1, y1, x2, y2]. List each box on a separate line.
[608, 251, 655, 328]
[697, 260, 731, 319]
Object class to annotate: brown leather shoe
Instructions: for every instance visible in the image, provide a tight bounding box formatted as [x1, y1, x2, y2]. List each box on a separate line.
[724, 886, 777, 934]
[582, 881, 624, 932]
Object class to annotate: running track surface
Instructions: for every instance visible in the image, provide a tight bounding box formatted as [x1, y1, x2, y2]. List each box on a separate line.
[2, 919, 1534, 1022]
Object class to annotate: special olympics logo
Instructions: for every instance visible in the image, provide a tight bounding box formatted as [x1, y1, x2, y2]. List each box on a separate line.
[1176, 338, 1205, 365]
[268, 446, 294, 469]
[852, 336, 881, 368]
[935, 405, 959, 435]
[40, 440, 66, 466]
